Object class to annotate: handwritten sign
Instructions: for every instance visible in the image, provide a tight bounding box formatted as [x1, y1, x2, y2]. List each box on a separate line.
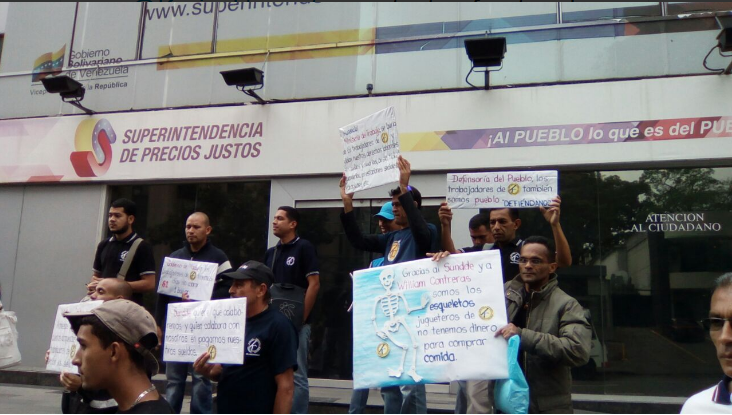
[352, 251, 509, 389]
[46, 301, 103, 373]
[340, 106, 401, 193]
[164, 298, 247, 365]
[446, 171, 558, 209]
[158, 257, 218, 301]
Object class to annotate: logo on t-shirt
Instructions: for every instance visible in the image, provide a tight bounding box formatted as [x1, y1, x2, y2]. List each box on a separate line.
[286, 256, 295, 266]
[510, 252, 520, 264]
[388, 241, 401, 262]
[120, 250, 128, 262]
[247, 338, 262, 356]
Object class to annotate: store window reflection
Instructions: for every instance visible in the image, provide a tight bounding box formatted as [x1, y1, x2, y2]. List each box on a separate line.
[552, 168, 732, 397]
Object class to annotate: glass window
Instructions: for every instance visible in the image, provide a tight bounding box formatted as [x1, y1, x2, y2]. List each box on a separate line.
[547, 168, 730, 396]
[667, 2, 732, 15]
[141, 2, 215, 59]
[0, 3, 75, 74]
[70, 3, 141, 66]
[108, 181, 271, 311]
[562, 3, 661, 23]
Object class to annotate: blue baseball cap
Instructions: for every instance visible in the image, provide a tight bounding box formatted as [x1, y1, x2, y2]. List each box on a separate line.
[374, 202, 395, 221]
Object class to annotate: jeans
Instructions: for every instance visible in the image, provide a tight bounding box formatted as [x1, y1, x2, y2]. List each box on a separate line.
[292, 323, 311, 414]
[349, 389, 369, 414]
[165, 361, 212, 414]
[399, 384, 426, 413]
[349, 386, 402, 414]
[455, 381, 468, 414]
[382, 386, 403, 414]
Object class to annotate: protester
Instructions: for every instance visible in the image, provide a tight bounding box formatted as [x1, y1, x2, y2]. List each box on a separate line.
[47, 279, 133, 414]
[66, 299, 173, 413]
[155, 212, 232, 415]
[263, 206, 319, 414]
[437, 206, 494, 414]
[496, 236, 591, 413]
[193, 261, 298, 414]
[349, 202, 404, 414]
[439, 206, 494, 255]
[340, 156, 437, 414]
[89, 198, 156, 306]
[681, 273, 732, 414]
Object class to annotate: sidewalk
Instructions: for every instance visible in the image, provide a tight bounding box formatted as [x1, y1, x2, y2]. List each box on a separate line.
[2, 366, 674, 413]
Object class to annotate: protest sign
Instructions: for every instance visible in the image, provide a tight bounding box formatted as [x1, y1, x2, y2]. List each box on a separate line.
[164, 298, 246, 365]
[340, 106, 401, 193]
[158, 257, 218, 301]
[46, 301, 103, 373]
[352, 251, 509, 389]
[446, 170, 558, 209]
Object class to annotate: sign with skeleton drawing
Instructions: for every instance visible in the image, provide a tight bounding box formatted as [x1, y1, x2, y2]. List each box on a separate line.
[352, 251, 509, 388]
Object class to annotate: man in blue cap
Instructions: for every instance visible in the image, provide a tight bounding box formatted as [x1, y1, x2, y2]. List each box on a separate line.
[348, 202, 403, 414]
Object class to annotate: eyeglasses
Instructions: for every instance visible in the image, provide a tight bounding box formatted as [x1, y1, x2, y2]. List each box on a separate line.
[701, 317, 732, 331]
[407, 185, 413, 191]
[518, 257, 546, 265]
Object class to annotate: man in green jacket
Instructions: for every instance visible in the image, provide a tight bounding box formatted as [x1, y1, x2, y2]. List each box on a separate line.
[496, 236, 591, 413]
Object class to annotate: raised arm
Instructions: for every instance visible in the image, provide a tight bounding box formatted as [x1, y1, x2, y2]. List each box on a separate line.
[540, 196, 572, 268]
[340, 175, 386, 253]
[438, 202, 459, 254]
[397, 157, 432, 254]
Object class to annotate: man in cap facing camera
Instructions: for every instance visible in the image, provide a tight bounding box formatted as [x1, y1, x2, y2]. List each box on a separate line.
[194, 261, 298, 414]
[65, 299, 173, 414]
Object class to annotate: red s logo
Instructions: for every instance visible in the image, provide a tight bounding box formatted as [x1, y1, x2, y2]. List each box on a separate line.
[70, 119, 117, 177]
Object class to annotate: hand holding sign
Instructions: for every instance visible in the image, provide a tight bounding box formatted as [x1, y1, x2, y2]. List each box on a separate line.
[540, 196, 562, 226]
[398, 155, 411, 193]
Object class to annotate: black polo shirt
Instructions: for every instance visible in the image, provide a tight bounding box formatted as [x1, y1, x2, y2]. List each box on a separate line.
[92, 232, 156, 305]
[494, 238, 523, 282]
[263, 237, 319, 290]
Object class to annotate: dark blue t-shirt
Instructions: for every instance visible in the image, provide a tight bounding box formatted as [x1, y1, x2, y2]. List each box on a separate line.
[217, 307, 299, 414]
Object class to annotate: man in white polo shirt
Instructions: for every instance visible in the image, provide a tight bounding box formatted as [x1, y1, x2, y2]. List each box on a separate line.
[682, 273, 732, 414]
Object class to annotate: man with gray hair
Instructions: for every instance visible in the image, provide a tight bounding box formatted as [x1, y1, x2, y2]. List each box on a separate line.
[681, 273, 732, 413]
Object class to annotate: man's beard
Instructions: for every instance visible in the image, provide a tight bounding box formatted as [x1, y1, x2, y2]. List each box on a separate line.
[111, 223, 129, 235]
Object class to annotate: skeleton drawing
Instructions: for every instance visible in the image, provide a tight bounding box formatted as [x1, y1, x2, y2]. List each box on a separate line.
[371, 269, 430, 382]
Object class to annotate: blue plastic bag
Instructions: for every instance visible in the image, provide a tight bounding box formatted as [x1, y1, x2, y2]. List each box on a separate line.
[494, 335, 529, 414]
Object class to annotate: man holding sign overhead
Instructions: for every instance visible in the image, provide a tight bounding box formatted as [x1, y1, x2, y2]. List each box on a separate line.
[155, 212, 232, 414]
[340, 156, 437, 414]
[193, 261, 298, 414]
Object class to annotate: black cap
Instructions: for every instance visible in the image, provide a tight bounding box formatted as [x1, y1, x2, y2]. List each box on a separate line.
[222, 261, 274, 287]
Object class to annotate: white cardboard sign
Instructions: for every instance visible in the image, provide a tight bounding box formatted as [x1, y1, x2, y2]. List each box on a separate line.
[446, 170, 558, 209]
[158, 257, 218, 301]
[46, 301, 103, 374]
[340, 106, 401, 193]
[163, 298, 247, 365]
[352, 251, 509, 389]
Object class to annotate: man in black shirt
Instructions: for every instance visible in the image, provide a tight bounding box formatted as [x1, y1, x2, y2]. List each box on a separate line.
[263, 206, 319, 414]
[66, 300, 173, 414]
[155, 212, 232, 414]
[194, 261, 298, 414]
[89, 199, 156, 306]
